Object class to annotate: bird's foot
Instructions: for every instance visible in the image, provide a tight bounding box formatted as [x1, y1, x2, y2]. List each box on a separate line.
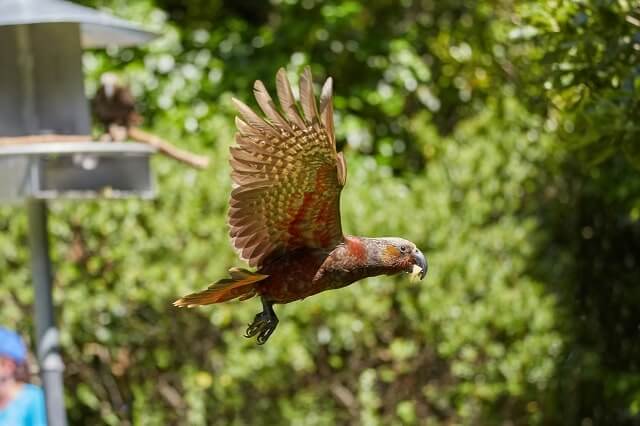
[244, 299, 279, 344]
[108, 124, 128, 142]
[99, 133, 114, 142]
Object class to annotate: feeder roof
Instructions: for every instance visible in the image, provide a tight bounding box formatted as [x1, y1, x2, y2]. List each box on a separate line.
[0, 0, 157, 48]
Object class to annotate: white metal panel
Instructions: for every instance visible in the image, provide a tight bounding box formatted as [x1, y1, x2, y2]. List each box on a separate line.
[0, 142, 156, 202]
[0, 0, 156, 47]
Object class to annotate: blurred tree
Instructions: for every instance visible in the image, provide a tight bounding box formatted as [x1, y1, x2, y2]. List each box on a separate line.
[511, 1, 640, 424]
[515, 0, 640, 168]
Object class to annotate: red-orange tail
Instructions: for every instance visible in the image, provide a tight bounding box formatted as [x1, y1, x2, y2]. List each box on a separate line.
[173, 268, 268, 307]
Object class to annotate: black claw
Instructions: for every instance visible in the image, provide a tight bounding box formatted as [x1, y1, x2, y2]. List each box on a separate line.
[257, 317, 279, 345]
[245, 322, 265, 338]
[245, 298, 279, 344]
[244, 312, 267, 338]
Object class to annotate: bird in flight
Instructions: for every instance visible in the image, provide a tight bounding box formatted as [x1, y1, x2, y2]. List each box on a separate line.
[174, 67, 427, 344]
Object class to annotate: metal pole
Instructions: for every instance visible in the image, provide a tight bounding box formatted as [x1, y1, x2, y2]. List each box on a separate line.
[27, 199, 68, 426]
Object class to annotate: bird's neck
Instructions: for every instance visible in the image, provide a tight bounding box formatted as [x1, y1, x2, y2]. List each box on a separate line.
[343, 235, 368, 263]
[340, 235, 400, 277]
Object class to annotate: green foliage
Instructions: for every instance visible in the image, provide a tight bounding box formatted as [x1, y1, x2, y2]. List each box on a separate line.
[515, 0, 640, 168]
[509, 4, 640, 421]
[1, 0, 639, 424]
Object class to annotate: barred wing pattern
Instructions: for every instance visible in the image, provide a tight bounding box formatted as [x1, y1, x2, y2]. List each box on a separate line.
[229, 67, 347, 268]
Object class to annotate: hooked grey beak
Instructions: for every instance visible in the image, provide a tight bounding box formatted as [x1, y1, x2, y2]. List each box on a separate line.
[413, 249, 427, 280]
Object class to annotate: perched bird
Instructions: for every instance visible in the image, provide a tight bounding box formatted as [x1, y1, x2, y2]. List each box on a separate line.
[91, 73, 210, 168]
[92, 73, 141, 140]
[174, 67, 427, 344]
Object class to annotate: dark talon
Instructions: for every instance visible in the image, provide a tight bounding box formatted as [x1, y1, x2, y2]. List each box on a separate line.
[256, 316, 279, 345]
[244, 312, 267, 338]
[244, 297, 279, 344]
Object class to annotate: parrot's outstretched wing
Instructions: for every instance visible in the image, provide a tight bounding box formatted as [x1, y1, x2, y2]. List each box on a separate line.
[229, 67, 347, 268]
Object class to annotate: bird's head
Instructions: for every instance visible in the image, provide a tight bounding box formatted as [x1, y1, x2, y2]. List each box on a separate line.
[373, 237, 427, 280]
[100, 72, 120, 99]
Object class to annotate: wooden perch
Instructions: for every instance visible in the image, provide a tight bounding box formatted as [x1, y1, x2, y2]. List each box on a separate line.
[0, 130, 210, 170]
[0, 134, 91, 145]
[128, 127, 210, 169]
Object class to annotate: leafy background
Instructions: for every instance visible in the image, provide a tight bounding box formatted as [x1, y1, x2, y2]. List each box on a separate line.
[1, 0, 640, 424]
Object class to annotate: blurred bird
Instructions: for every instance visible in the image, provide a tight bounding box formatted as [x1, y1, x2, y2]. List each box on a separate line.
[174, 67, 427, 344]
[91, 73, 210, 169]
[92, 73, 141, 141]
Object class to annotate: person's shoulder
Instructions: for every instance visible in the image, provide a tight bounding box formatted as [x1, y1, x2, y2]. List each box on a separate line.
[20, 383, 44, 405]
[21, 384, 43, 397]
[0, 384, 47, 426]
[21, 384, 47, 425]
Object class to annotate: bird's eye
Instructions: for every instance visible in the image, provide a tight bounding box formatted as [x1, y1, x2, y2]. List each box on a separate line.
[399, 245, 409, 254]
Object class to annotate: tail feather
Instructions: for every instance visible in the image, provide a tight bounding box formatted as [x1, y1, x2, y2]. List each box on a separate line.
[173, 268, 268, 307]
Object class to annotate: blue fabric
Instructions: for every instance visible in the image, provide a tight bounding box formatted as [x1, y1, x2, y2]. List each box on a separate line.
[0, 328, 26, 363]
[0, 384, 47, 426]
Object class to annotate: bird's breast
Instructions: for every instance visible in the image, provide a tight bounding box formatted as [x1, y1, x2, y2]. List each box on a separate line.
[255, 246, 353, 303]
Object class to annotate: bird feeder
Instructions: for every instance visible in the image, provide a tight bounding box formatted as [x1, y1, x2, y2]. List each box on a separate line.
[0, 1, 157, 424]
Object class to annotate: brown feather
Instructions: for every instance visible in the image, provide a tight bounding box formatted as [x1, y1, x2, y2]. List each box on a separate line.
[299, 66, 320, 124]
[173, 269, 267, 307]
[275, 68, 306, 129]
[231, 98, 278, 137]
[253, 80, 293, 133]
[235, 117, 262, 138]
[227, 67, 346, 267]
[320, 77, 335, 148]
[336, 152, 347, 187]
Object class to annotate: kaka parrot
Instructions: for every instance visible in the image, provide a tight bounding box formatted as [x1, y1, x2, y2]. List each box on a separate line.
[174, 67, 427, 344]
[92, 73, 141, 140]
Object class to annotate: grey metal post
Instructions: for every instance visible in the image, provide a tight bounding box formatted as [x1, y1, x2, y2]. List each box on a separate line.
[16, 20, 68, 425]
[0, 3, 155, 425]
[27, 199, 68, 426]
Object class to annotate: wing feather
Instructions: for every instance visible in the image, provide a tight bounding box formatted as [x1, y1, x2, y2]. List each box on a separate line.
[231, 98, 278, 137]
[320, 77, 336, 148]
[275, 68, 307, 129]
[229, 68, 347, 267]
[253, 80, 294, 133]
[299, 66, 319, 124]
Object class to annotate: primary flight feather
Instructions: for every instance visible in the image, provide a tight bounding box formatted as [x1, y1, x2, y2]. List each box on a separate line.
[174, 67, 427, 344]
